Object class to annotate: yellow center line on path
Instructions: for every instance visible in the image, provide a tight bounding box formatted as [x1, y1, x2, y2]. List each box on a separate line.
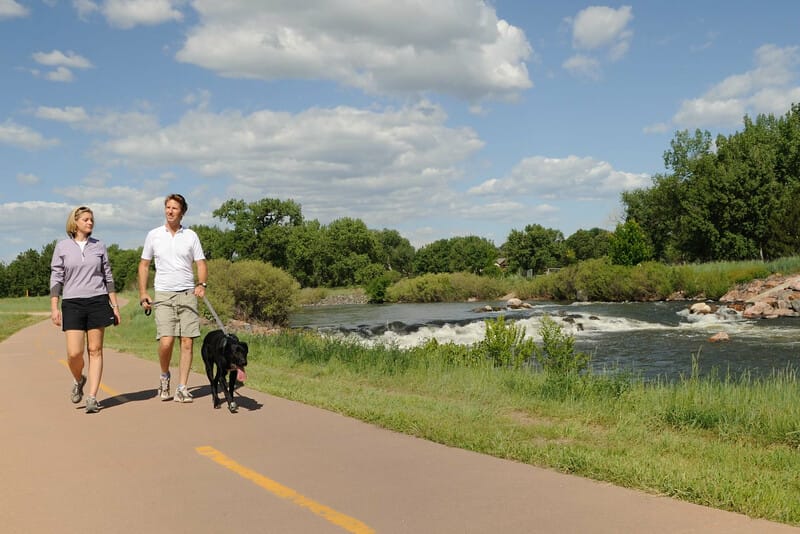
[58, 359, 127, 400]
[196, 445, 375, 534]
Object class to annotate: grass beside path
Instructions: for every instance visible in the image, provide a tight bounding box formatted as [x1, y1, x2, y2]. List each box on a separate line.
[0, 296, 51, 342]
[5, 293, 800, 526]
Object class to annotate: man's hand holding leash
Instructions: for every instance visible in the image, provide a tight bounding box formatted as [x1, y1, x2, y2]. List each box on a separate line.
[140, 294, 153, 316]
[194, 281, 207, 299]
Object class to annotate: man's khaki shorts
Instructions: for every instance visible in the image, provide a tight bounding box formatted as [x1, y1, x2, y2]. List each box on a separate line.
[153, 290, 201, 339]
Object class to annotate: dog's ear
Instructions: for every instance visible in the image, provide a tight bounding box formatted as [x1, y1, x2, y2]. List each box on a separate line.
[221, 335, 228, 353]
[241, 341, 248, 354]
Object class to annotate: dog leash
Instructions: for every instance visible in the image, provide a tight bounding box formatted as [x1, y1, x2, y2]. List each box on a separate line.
[142, 293, 178, 316]
[203, 295, 227, 335]
[143, 292, 226, 334]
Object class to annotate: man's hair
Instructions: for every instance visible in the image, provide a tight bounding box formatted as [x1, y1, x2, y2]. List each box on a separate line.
[165, 193, 188, 214]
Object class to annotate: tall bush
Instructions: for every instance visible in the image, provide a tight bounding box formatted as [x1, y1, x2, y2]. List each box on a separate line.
[532, 315, 590, 375]
[385, 272, 510, 303]
[475, 315, 535, 369]
[206, 258, 300, 326]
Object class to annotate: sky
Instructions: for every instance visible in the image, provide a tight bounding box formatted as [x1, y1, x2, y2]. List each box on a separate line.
[2, 1, 800, 264]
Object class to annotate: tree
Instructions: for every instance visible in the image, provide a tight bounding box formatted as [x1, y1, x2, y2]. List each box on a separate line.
[565, 228, 612, 262]
[608, 220, 653, 266]
[502, 224, 566, 275]
[0, 262, 7, 298]
[372, 229, 414, 274]
[107, 244, 141, 291]
[622, 173, 684, 262]
[212, 198, 303, 267]
[5, 244, 52, 297]
[285, 220, 325, 287]
[412, 236, 497, 275]
[192, 224, 235, 261]
[447, 236, 498, 274]
[318, 218, 379, 287]
[765, 181, 800, 258]
[413, 239, 451, 274]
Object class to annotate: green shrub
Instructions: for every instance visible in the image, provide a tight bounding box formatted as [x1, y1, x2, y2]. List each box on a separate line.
[354, 263, 387, 286]
[628, 261, 676, 300]
[363, 269, 402, 303]
[206, 258, 300, 326]
[474, 315, 535, 369]
[386, 272, 509, 303]
[532, 314, 591, 375]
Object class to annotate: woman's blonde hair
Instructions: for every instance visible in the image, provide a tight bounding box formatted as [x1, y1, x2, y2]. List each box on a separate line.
[66, 206, 93, 238]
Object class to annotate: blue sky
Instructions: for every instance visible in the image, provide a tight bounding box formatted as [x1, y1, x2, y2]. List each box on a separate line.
[2, 1, 800, 263]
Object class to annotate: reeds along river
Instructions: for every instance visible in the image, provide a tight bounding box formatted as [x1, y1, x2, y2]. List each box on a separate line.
[289, 300, 800, 381]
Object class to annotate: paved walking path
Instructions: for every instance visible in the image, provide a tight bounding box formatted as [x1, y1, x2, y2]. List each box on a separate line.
[1, 318, 798, 533]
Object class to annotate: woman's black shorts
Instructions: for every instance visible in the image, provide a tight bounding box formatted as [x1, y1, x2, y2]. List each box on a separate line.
[61, 294, 116, 331]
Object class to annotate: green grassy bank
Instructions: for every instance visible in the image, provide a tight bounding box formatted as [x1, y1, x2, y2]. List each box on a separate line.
[0, 295, 51, 342]
[3, 290, 800, 526]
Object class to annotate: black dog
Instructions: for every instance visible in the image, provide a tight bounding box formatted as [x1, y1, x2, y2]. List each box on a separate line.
[201, 330, 248, 413]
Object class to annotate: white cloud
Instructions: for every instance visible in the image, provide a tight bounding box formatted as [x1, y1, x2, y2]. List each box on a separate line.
[562, 54, 601, 80]
[96, 101, 486, 228]
[0, 199, 153, 259]
[670, 44, 800, 129]
[0, 120, 60, 150]
[35, 105, 159, 136]
[0, 201, 77, 254]
[175, 0, 532, 101]
[46, 66, 75, 82]
[35, 106, 91, 123]
[31, 50, 92, 82]
[102, 0, 184, 29]
[571, 5, 633, 53]
[469, 155, 648, 200]
[563, 5, 633, 79]
[0, 0, 28, 19]
[73, 0, 99, 20]
[672, 98, 745, 129]
[32, 50, 93, 69]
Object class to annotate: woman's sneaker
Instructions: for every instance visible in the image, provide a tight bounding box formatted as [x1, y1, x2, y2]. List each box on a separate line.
[174, 386, 193, 403]
[85, 397, 101, 414]
[71, 375, 86, 404]
[158, 374, 171, 400]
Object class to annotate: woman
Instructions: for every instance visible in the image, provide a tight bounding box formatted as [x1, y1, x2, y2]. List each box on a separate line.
[50, 206, 121, 414]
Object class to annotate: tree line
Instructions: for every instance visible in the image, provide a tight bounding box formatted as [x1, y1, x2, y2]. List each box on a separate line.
[0, 198, 613, 299]
[3, 103, 800, 299]
[622, 103, 800, 262]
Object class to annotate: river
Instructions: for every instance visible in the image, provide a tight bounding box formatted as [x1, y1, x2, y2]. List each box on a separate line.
[290, 300, 800, 381]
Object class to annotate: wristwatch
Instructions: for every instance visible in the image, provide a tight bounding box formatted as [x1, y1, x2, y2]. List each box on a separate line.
[198, 282, 207, 288]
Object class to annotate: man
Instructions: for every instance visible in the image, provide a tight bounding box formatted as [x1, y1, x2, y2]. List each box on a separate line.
[138, 193, 207, 403]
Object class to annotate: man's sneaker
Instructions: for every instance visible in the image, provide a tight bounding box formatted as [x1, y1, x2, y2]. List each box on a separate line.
[158, 374, 171, 401]
[71, 375, 86, 404]
[174, 387, 193, 403]
[85, 397, 101, 414]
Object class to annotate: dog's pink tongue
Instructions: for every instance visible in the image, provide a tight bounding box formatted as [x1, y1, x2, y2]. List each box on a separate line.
[237, 368, 247, 383]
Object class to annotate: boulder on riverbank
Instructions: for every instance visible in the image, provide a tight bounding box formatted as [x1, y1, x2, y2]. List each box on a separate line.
[719, 273, 800, 319]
